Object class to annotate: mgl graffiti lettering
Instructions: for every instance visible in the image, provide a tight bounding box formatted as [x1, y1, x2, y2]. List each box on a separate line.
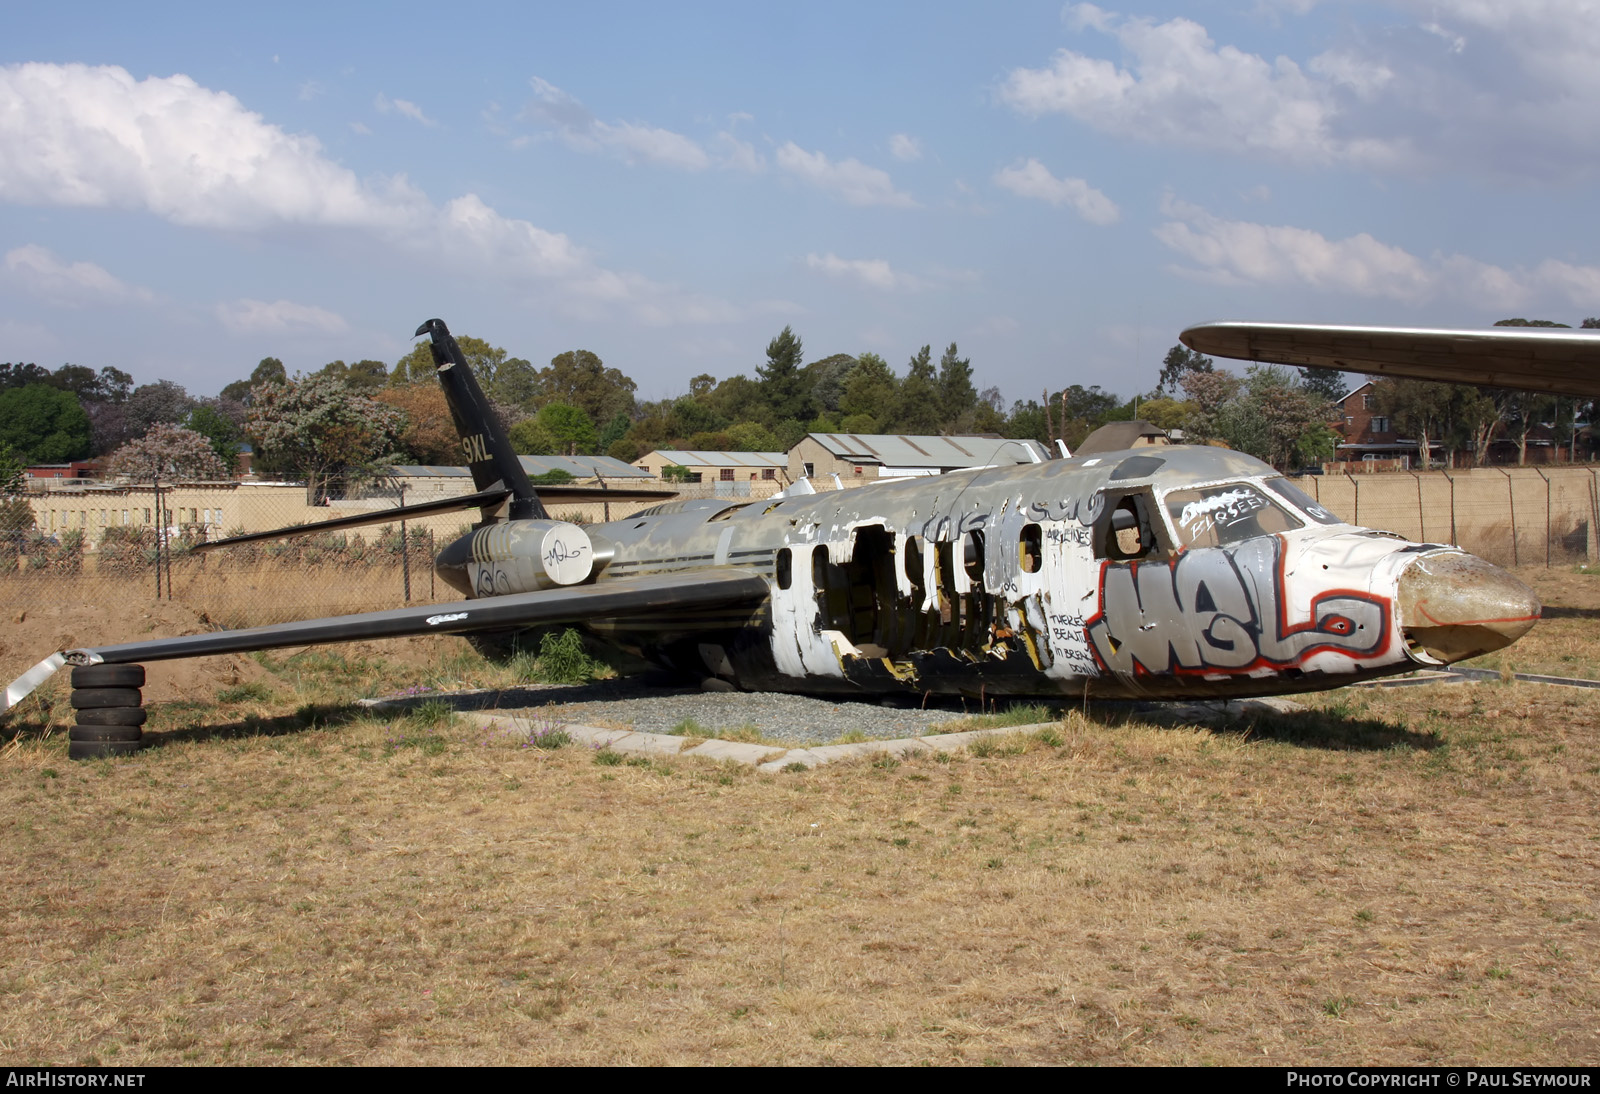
[1084, 537, 1390, 676]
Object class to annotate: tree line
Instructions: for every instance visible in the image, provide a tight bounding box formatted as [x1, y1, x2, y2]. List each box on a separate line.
[2, 314, 1593, 502]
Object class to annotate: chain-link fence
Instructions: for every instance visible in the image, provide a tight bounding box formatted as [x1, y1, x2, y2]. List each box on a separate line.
[1293, 465, 1600, 568]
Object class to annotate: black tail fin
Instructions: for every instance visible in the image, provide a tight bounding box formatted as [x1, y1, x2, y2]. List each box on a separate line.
[415, 318, 548, 522]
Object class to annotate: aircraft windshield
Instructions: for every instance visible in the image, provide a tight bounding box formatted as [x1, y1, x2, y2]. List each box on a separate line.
[1163, 482, 1301, 548]
[1263, 477, 1343, 526]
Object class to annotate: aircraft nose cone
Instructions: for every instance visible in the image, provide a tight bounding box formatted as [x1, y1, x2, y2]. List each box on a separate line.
[1397, 551, 1541, 664]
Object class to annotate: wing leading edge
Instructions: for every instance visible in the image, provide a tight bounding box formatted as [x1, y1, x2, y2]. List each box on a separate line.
[1181, 321, 1600, 398]
[1, 569, 771, 713]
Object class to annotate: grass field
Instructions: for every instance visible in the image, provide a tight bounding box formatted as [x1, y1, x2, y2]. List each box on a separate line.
[1, 571, 1598, 1065]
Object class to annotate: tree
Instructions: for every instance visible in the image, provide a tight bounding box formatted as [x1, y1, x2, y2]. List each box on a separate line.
[1297, 366, 1347, 404]
[937, 343, 977, 429]
[0, 442, 31, 548]
[183, 403, 243, 472]
[535, 403, 597, 455]
[0, 362, 52, 390]
[537, 350, 638, 424]
[804, 353, 857, 415]
[840, 352, 898, 431]
[221, 357, 286, 404]
[758, 326, 813, 423]
[895, 346, 940, 434]
[107, 424, 227, 481]
[125, 380, 195, 437]
[248, 374, 406, 502]
[0, 384, 91, 464]
[1157, 345, 1212, 395]
[374, 383, 459, 464]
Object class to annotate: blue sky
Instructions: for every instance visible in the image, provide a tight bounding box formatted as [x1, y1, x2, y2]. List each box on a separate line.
[3, 1, 1598, 406]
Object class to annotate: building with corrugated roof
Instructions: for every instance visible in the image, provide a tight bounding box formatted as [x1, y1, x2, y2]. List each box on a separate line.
[382, 454, 650, 501]
[634, 450, 788, 485]
[787, 433, 1049, 483]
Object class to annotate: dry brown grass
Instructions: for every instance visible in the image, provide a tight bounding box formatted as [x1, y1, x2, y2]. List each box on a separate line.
[4, 578, 1600, 1064]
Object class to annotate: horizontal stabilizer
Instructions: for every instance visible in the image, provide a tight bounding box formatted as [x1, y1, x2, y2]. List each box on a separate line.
[1181, 321, 1600, 398]
[191, 487, 513, 553]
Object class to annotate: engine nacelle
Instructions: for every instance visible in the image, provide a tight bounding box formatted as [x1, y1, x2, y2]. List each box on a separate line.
[435, 519, 596, 597]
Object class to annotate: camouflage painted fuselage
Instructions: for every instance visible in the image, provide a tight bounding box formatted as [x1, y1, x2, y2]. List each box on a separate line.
[436, 445, 1539, 701]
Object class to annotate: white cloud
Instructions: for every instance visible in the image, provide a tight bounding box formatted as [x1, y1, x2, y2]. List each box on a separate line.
[524, 76, 713, 170]
[803, 252, 917, 291]
[3, 245, 155, 307]
[1000, 2, 1600, 179]
[775, 143, 916, 208]
[374, 93, 437, 127]
[0, 63, 740, 327]
[888, 133, 921, 161]
[1154, 196, 1600, 309]
[992, 159, 1119, 225]
[215, 298, 349, 336]
[714, 131, 765, 173]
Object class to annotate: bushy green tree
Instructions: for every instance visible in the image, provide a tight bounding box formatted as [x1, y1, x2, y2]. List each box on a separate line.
[0, 384, 91, 464]
[895, 345, 940, 433]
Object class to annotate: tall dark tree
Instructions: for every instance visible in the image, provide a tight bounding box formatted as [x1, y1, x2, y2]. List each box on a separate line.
[895, 346, 940, 434]
[758, 326, 813, 423]
[1157, 345, 1212, 395]
[937, 342, 976, 429]
[803, 353, 857, 415]
[537, 350, 637, 424]
[1297, 366, 1348, 403]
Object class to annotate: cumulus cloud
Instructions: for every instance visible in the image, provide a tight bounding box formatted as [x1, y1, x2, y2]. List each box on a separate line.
[775, 143, 916, 208]
[1154, 196, 1600, 309]
[992, 159, 1119, 225]
[803, 252, 918, 291]
[215, 298, 349, 336]
[0, 63, 740, 326]
[888, 133, 922, 161]
[374, 93, 437, 127]
[4, 245, 155, 307]
[1001, 2, 1600, 179]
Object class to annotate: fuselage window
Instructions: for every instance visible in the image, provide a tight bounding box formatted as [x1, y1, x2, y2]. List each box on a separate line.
[776, 547, 792, 590]
[812, 545, 829, 588]
[1163, 482, 1302, 548]
[1019, 523, 1042, 573]
[963, 530, 985, 583]
[904, 536, 924, 592]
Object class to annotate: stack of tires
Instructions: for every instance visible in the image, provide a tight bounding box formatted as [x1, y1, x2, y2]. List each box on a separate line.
[68, 664, 145, 760]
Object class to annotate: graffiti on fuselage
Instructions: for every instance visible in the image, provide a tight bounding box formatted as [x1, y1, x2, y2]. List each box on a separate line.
[1083, 536, 1390, 676]
[1025, 492, 1105, 527]
[1176, 487, 1266, 542]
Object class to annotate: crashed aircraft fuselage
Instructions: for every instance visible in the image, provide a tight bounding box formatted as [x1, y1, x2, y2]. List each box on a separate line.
[433, 444, 1540, 701]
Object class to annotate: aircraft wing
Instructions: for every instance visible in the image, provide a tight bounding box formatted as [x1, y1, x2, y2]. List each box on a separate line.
[191, 486, 513, 553]
[1181, 321, 1600, 397]
[1, 569, 771, 713]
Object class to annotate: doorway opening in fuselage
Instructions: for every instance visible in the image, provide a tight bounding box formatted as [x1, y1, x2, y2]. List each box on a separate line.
[813, 524, 999, 659]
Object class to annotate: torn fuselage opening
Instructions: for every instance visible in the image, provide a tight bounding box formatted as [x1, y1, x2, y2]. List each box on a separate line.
[813, 523, 1016, 665]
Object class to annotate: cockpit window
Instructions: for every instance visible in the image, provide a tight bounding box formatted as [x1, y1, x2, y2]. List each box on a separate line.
[1263, 477, 1342, 526]
[1163, 482, 1301, 548]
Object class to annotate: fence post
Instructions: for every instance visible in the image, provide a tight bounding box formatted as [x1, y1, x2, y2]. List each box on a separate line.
[398, 481, 411, 603]
[1534, 467, 1551, 567]
[1344, 470, 1358, 526]
[1441, 468, 1457, 546]
[1497, 467, 1518, 566]
[152, 476, 165, 600]
[1409, 470, 1424, 542]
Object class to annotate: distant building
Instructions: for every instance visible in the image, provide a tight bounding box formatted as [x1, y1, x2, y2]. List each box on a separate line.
[24, 459, 104, 481]
[634, 449, 788, 486]
[787, 433, 1049, 483]
[1330, 382, 1429, 467]
[382, 454, 651, 502]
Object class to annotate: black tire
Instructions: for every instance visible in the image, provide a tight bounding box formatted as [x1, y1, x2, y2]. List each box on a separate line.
[68, 739, 141, 760]
[69, 724, 143, 743]
[70, 664, 145, 688]
[74, 706, 147, 727]
[69, 687, 142, 709]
